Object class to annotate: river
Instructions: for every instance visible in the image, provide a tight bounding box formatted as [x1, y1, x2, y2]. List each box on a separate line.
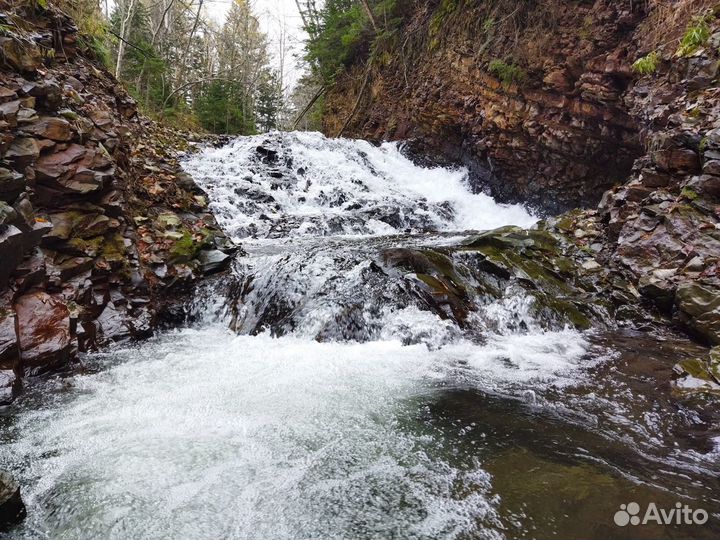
[1, 133, 718, 540]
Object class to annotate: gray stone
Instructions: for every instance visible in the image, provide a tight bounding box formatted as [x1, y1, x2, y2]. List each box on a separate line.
[0, 470, 25, 530]
[198, 249, 232, 275]
[0, 168, 24, 203]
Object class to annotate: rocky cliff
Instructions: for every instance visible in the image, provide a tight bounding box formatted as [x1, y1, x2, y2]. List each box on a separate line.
[324, 0, 720, 354]
[0, 1, 235, 404]
[324, 0, 711, 211]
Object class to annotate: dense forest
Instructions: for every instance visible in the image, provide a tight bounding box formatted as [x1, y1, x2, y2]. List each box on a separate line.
[57, 0, 284, 134]
[54, 0, 414, 135]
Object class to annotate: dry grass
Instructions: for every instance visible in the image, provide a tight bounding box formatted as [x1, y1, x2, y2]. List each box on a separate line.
[637, 0, 718, 52]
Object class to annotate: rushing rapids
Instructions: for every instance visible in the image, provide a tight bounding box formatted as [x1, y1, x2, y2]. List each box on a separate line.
[0, 133, 719, 540]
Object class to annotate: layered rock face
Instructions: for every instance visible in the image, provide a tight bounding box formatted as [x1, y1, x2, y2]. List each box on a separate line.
[324, 0, 648, 213]
[589, 41, 720, 346]
[324, 0, 720, 348]
[0, 2, 235, 399]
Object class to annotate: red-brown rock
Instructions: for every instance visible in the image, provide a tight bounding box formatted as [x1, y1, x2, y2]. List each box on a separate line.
[21, 117, 74, 142]
[15, 291, 74, 373]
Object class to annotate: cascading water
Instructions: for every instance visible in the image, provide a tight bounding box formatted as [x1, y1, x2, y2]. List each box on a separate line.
[0, 133, 718, 540]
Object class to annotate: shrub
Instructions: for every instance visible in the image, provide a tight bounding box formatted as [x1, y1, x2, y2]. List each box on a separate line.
[488, 59, 527, 86]
[429, 0, 457, 38]
[676, 14, 713, 57]
[632, 51, 660, 75]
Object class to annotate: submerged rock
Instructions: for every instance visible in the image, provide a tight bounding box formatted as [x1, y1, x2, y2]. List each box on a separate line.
[672, 356, 720, 396]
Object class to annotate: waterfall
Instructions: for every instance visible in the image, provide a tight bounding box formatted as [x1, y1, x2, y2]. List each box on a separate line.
[1, 133, 717, 540]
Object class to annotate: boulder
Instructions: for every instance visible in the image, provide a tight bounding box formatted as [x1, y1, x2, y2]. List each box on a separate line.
[21, 117, 74, 142]
[0, 168, 24, 203]
[0, 35, 41, 72]
[4, 138, 39, 168]
[675, 283, 720, 345]
[0, 471, 25, 530]
[15, 291, 74, 373]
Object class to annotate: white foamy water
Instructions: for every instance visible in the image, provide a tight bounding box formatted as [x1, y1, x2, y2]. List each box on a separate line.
[183, 132, 537, 240]
[1, 324, 593, 540]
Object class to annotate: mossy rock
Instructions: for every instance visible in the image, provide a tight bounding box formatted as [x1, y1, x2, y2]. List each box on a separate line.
[672, 355, 720, 396]
[530, 291, 592, 330]
[67, 236, 104, 257]
[169, 230, 202, 262]
[100, 233, 127, 263]
[463, 227, 562, 255]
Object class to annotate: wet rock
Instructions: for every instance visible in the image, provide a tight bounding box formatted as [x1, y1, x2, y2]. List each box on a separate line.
[95, 302, 132, 343]
[0, 470, 25, 530]
[0, 225, 26, 288]
[710, 347, 720, 382]
[637, 275, 676, 314]
[0, 370, 18, 405]
[15, 291, 74, 373]
[198, 249, 232, 275]
[674, 283, 720, 345]
[0, 311, 18, 370]
[13, 248, 46, 290]
[672, 357, 720, 395]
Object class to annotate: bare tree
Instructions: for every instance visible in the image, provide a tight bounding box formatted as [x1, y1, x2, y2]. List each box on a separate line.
[114, 0, 138, 77]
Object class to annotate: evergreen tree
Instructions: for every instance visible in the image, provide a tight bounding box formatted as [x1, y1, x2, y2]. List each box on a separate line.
[255, 70, 282, 132]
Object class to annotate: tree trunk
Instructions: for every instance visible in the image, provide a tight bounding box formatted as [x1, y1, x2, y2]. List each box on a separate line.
[359, 0, 378, 32]
[115, 0, 137, 78]
[176, 0, 204, 92]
